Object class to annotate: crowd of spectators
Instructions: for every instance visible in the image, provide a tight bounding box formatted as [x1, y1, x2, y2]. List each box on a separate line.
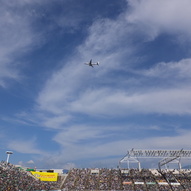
[176, 169, 191, 190]
[159, 169, 189, 191]
[62, 168, 191, 190]
[2, 160, 191, 190]
[0, 161, 60, 190]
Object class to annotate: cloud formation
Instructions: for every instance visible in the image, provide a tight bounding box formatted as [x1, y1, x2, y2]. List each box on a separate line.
[127, 0, 191, 39]
[0, 1, 36, 87]
[8, 138, 44, 155]
[1, 0, 191, 168]
[31, 0, 191, 167]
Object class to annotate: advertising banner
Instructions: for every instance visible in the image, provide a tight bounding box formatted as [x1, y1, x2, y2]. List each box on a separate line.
[123, 181, 132, 185]
[31, 171, 58, 181]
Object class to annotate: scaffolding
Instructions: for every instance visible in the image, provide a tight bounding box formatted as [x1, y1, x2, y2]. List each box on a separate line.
[119, 148, 191, 171]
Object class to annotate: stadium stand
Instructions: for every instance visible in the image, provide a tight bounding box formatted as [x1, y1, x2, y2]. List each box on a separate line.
[2, 160, 191, 190]
[0, 161, 61, 190]
[61, 168, 191, 190]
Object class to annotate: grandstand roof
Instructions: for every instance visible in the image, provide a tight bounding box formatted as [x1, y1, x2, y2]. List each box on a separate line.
[122, 149, 191, 159]
[119, 149, 191, 170]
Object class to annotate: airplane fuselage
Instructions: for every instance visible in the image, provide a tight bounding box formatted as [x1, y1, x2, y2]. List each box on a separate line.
[85, 59, 99, 67]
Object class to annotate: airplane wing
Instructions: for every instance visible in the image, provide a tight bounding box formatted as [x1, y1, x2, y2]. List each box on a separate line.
[84, 59, 99, 67]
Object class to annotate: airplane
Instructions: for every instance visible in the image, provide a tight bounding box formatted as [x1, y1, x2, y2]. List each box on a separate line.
[84, 59, 99, 67]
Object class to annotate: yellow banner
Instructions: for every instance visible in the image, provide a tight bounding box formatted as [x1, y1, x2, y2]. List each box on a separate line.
[31, 171, 58, 181]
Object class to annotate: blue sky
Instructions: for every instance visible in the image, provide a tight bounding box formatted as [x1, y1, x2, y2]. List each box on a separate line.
[1, 0, 191, 169]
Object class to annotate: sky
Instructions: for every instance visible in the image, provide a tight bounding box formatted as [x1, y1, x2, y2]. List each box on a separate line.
[1, 0, 191, 169]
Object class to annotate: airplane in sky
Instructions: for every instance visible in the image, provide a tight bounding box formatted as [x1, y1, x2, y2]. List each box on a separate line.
[84, 59, 99, 67]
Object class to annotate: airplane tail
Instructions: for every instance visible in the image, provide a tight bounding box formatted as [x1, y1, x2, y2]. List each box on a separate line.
[97, 62, 99, 65]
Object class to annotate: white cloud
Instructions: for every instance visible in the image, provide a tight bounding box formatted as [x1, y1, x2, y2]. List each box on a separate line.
[42, 115, 71, 129]
[6, 0, 191, 168]
[35, 13, 136, 120]
[70, 86, 191, 116]
[53, 125, 105, 147]
[78, 16, 135, 71]
[127, 0, 191, 39]
[27, 160, 35, 164]
[39, 53, 191, 120]
[7, 138, 45, 155]
[62, 162, 76, 170]
[35, 7, 191, 128]
[142, 131, 191, 149]
[0, 1, 39, 87]
[36, 61, 87, 114]
[38, 128, 191, 167]
[142, 58, 191, 79]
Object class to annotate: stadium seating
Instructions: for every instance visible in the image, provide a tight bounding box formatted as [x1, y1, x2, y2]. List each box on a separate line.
[1, 161, 191, 190]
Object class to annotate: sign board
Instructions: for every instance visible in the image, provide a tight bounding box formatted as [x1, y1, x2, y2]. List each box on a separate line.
[31, 171, 58, 181]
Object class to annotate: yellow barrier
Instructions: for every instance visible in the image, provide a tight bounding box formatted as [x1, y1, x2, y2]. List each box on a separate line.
[31, 171, 58, 181]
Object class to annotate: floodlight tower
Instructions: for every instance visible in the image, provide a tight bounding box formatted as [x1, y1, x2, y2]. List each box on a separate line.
[6, 151, 13, 163]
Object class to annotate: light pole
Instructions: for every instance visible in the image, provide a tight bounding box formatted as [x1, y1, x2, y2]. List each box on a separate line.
[6, 151, 13, 163]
